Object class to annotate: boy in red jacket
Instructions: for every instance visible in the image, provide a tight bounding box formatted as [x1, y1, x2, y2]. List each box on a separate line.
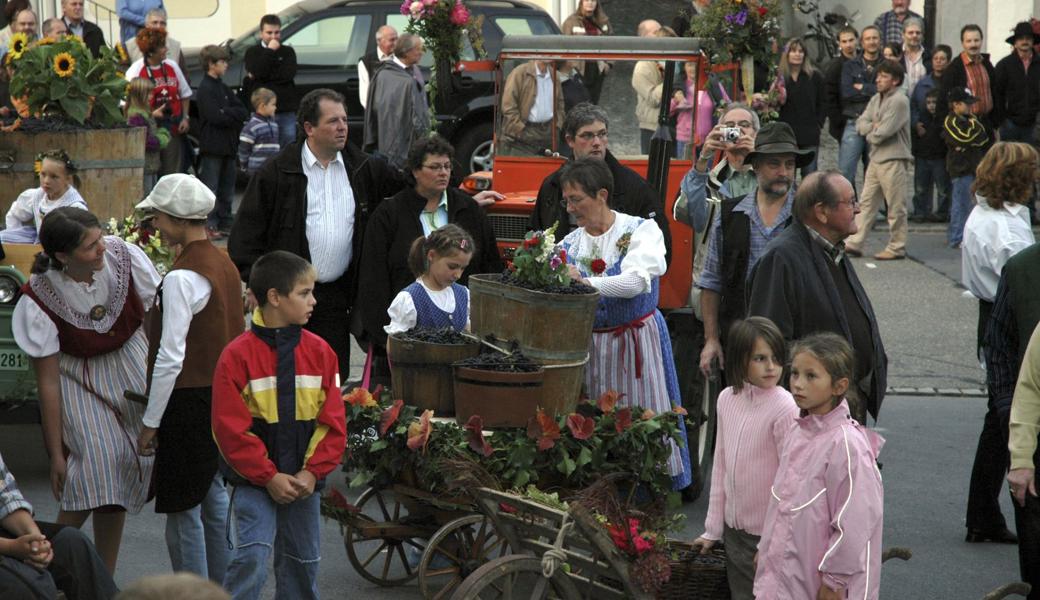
[212, 250, 345, 600]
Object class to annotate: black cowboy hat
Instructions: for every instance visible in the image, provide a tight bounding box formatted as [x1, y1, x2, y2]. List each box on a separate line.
[1006, 22, 1040, 45]
[743, 122, 816, 168]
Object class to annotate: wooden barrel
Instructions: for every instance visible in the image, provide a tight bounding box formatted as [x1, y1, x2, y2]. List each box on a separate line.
[387, 334, 481, 416]
[0, 127, 146, 223]
[453, 365, 545, 428]
[468, 274, 599, 416]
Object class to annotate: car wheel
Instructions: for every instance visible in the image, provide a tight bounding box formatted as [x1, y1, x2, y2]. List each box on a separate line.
[454, 121, 493, 176]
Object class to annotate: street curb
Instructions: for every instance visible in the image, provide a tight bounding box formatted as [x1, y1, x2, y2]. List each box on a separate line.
[888, 386, 986, 397]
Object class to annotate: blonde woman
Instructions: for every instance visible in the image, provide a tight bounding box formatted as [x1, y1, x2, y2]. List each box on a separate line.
[776, 38, 825, 176]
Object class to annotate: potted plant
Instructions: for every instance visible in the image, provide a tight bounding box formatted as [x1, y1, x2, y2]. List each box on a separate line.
[1, 33, 145, 221]
[467, 223, 599, 416]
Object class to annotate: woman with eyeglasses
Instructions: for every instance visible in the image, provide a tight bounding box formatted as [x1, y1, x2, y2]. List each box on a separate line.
[559, 157, 693, 492]
[357, 135, 504, 389]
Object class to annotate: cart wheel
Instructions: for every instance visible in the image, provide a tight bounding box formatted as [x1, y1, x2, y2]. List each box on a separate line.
[449, 555, 580, 600]
[343, 486, 426, 586]
[419, 514, 510, 600]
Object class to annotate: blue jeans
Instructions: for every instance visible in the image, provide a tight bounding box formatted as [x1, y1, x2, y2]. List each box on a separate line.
[1000, 119, 1036, 145]
[223, 485, 321, 600]
[838, 120, 870, 195]
[275, 111, 297, 147]
[949, 175, 975, 246]
[913, 157, 950, 217]
[199, 154, 237, 231]
[165, 473, 231, 583]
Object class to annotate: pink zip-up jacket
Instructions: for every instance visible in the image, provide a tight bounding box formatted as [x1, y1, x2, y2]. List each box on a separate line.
[701, 383, 799, 539]
[754, 400, 885, 600]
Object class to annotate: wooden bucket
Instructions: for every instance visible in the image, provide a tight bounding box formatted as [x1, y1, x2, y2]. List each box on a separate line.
[387, 334, 481, 416]
[0, 127, 147, 223]
[453, 365, 545, 428]
[467, 274, 599, 416]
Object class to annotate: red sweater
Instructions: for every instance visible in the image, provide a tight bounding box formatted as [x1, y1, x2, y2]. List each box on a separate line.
[212, 325, 345, 486]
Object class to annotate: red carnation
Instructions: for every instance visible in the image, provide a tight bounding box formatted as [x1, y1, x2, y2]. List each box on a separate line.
[590, 258, 607, 274]
[558, 248, 567, 261]
[757, 5, 768, 17]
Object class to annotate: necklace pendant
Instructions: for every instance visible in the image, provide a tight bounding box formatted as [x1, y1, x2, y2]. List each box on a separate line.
[89, 304, 107, 321]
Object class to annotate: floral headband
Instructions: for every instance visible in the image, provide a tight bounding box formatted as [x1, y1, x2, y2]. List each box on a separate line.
[34, 149, 76, 175]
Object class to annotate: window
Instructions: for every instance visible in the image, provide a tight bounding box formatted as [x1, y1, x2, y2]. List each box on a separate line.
[286, 14, 372, 67]
[385, 14, 477, 67]
[492, 16, 556, 36]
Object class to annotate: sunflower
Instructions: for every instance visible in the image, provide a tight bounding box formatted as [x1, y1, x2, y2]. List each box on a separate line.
[36, 36, 56, 46]
[115, 42, 129, 63]
[8, 32, 28, 60]
[53, 52, 76, 78]
[33, 160, 42, 175]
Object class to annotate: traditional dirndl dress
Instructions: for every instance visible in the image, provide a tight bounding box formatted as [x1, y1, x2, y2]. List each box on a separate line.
[385, 280, 471, 335]
[561, 212, 692, 489]
[13, 237, 159, 513]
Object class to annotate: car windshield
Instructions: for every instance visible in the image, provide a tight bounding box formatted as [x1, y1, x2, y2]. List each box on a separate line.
[227, 5, 308, 57]
[496, 57, 693, 158]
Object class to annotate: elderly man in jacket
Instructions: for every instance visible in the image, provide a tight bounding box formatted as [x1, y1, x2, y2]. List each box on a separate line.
[748, 171, 888, 425]
[499, 59, 565, 156]
[364, 33, 429, 169]
[229, 89, 404, 377]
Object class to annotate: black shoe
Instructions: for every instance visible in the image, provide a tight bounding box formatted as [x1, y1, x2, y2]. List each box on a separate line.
[927, 213, 948, 223]
[965, 527, 1018, 544]
[909, 214, 926, 223]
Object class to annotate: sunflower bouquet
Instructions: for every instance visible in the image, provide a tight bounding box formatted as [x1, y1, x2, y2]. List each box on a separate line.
[6, 33, 127, 126]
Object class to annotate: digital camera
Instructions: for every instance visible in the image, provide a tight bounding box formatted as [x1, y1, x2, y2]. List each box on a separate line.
[721, 127, 742, 143]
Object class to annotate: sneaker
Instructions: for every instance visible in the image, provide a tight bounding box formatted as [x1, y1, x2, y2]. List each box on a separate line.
[873, 250, 905, 260]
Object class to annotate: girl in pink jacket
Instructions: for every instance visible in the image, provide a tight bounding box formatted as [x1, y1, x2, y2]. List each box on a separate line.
[754, 333, 885, 600]
[692, 317, 799, 599]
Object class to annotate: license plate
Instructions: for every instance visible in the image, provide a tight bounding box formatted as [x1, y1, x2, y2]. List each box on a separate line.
[0, 350, 29, 371]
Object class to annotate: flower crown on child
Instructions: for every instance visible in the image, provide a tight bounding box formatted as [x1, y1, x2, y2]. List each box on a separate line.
[34, 149, 76, 175]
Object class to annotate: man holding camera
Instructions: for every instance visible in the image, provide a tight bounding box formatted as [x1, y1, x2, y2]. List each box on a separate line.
[695, 122, 814, 375]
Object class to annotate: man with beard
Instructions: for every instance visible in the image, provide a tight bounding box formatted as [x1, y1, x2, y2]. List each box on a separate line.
[528, 102, 671, 264]
[748, 171, 887, 425]
[696, 122, 814, 376]
[844, 60, 912, 261]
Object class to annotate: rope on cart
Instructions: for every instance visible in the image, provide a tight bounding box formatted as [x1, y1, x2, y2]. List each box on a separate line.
[541, 514, 573, 578]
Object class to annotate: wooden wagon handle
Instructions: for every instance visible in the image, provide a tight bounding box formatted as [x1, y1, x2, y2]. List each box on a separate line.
[459, 331, 513, 355]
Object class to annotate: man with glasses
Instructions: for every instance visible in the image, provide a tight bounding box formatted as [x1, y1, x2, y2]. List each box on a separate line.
[748, 171, 888, 425]
[695, 122, 814, 377]
[528, 102, 671, 264]
[125, 8, 187, 73]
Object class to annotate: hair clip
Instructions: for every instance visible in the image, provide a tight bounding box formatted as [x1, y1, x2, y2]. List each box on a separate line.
[459, 239, 469, 250]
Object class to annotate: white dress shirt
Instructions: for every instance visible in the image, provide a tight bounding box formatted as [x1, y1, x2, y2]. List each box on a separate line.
[527, 64, 554, 123]
[143, 270, 212, 427]
[302, 141, 355, 282]
[962, 195, 1035, 302]
[358, 50, 393, 109]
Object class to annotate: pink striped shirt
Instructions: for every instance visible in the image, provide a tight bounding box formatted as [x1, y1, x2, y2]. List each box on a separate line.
[701, 383, 799, 539]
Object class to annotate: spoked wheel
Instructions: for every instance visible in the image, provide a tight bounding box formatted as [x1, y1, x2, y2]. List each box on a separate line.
[419, 514, 510, 600]
[343, 486, 429, 586]
[449, 555, 580, 600]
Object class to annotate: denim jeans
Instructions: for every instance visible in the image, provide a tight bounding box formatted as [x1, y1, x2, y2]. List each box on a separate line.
[199, 154, 237, 231]
[165, 473, 231, 583]
[949, 175, 975, 246]
[913, 157, 950, 217]
[223, 485, 321, 600]
[838, 120, 870, 195]
[275, 111, 297, 147]
[1000, 118, 1036, 145]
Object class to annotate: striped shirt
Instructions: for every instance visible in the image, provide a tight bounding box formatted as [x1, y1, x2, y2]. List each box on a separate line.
[0, 453, 33, 521]
[962, 52, 994, 117]
[238, 113, 280, 175]
[873, 10, 923, 45]
[302, 141, 355, 282]
[701, 384, 799, 539]
[697, 190, 794, 293]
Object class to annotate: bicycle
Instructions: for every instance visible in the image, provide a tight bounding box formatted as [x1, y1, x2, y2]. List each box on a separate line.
[796, 0, 858, 65]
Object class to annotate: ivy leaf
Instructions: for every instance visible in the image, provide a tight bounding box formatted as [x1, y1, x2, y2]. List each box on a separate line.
[576, 447, 592, 467]
[349, 471, 373, 488]
[557, 450, 576, 476]
[369, 439, 388, 452]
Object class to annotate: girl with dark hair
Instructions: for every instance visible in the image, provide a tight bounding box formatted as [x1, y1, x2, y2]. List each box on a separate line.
[690, 317, 797, 600]
[2, 149, 87, 243]
[12, 206, 161, 574]
[385, 224, 475, 334]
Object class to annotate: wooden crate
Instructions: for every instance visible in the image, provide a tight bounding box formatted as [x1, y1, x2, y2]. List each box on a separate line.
[0, 127, 146, 223]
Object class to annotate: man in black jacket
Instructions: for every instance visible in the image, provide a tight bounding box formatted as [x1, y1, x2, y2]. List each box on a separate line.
[940, 24, 995, 128]
[747, 170, 887, 425]
[229, 89, 405, 376]
[994, 22, 1040, 144]
[824, 25, 860, 142]
[61, 0, 105, 58]
[244, 14, 299, 147]
[529, 102, 672, 265]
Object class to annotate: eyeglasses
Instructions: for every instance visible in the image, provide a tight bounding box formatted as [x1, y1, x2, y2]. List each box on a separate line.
[721, 120, 753, 129]
[574, 130, 609, 142]
[559, 195, 587, 208]
[422, 163, 452, 172]
[835, 198, 860, 208]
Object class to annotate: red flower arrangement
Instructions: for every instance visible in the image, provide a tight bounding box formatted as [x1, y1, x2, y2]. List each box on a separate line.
[590, 258, 607, 275]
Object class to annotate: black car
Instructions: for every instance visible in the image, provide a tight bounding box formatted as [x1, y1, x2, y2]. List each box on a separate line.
[183, 0, 560, 175]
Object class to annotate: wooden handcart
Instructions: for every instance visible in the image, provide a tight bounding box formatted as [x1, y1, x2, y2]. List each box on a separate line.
[448, 486, 657, 600]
